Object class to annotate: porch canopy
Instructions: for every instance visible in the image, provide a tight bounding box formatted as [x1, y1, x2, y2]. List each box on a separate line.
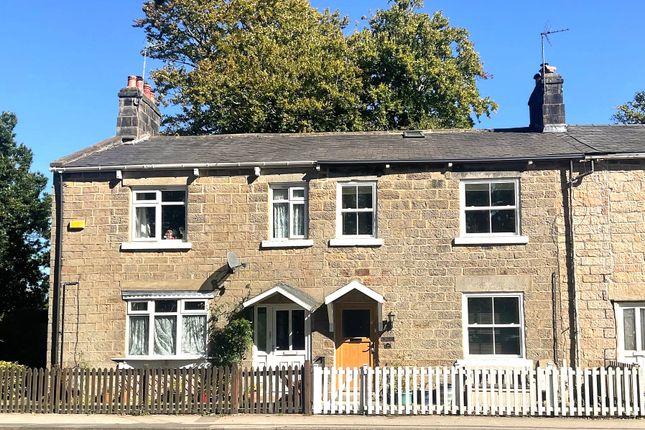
[242, 282, 318, 311]
[324, 280, 384, 332]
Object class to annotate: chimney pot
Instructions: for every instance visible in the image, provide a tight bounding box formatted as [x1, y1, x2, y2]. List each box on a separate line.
[136, 76, 144, 91]
[127, 75, 137, 88]
[143, 83, 153, 100]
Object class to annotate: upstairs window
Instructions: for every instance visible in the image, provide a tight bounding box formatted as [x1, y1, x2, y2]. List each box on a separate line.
[337, 182, 377, 238]
[461, 179, 520, 237]
[270, 185, 307, 240]
[132, 189, 186, 242]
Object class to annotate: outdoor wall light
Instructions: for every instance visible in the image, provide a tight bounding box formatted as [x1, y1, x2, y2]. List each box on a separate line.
[387, 312, 396, 330]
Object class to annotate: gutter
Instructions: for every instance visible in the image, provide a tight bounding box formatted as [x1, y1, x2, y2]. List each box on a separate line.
[50, 160, 317, 173]
[50, 154, 586, 173]
[585, 153, 645, 160]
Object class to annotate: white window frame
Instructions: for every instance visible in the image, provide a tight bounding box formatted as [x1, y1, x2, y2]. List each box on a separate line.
[269, 184, 308, 240]
[456, 179, 528, 245]
[330, 182, 382, 247]
[462, 293, 525, 360]
[614, 302, 645, 363]
[125, 297, 208, 360]
[130, 187, 187, 243]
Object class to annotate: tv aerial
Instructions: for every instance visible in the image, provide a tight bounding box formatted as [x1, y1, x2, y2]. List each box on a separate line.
[226, 251, 247, 273]
[540, 26, 569, 74]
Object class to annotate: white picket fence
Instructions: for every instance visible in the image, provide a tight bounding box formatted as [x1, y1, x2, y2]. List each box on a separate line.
[312, 365, 645, 417]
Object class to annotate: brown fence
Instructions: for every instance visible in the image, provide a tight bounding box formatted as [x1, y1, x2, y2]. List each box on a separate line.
[0, 362, 311, 415]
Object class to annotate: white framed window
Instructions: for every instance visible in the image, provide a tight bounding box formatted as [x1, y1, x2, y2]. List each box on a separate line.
[270, 185, 307, 240]
[462, 293, 525, 358]
[456, 179, 527, 245]
[330, 182, 382, 246]
[615, 302, 645, 364]
[131, 188, 187, 242]
[126, 297, 208, 358]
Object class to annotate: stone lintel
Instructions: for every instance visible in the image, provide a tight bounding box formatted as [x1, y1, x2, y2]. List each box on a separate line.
[455, 275, 532, 292]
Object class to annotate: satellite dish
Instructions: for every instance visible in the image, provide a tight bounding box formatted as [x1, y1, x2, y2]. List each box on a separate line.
[227, 251, 246, 273]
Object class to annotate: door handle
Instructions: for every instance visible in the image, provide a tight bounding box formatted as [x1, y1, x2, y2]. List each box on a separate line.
[348, 337, 363, 342]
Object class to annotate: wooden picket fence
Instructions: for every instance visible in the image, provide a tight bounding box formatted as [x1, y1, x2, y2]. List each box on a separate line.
[313, 365, 645, 417]
[0, 363, 311, 414]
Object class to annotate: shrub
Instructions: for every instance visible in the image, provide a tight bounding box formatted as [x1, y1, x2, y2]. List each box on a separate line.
[209, 318, 253, 367]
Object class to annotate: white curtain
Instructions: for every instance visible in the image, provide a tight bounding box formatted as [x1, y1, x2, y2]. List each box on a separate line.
[135, 207, 155, 239]
[273, 203, 288, 238]
[154, 316, 176, 355]
[128, 316, 148, 355]
[293, 204, 304, 236]
[182, 315, 207, 355]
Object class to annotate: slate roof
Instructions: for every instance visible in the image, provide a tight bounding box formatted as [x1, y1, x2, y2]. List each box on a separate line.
[52, 125, 645, 169]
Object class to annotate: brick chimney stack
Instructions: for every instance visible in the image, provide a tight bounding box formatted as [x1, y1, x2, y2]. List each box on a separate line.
[116, 75, 161, 140]
[528, 64, 566, 133]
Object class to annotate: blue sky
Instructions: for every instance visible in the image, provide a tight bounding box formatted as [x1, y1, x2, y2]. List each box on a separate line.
[1, 1, 643, 182]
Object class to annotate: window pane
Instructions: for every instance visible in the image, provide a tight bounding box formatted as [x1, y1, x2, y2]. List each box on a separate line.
[154, 316, 176, 355]
[273, 202, 289, 239]
[162, 190, 185, 202]
[185, 301, 205, 311]
[292, 310, 305, 351]
[293, 204, 305, 236]
[292, 188, 305, 199]
[491, 183, 515, 206]
[161, 205, 185, 240]
[342, 309, 370, 338]
[273, 188, 288, 201]
[155, 300, 177, 313]
[135, 207, 156, 239]
[136, 192, 157, 201]
[465, 183, 490, 207]
[342, 213, 357, 236]
[182, 315, 207, 355]
[491, 210, 516, 233]
[275, 311, 289, 350]
[131, 302, 148, 311]
[357, 186, 373, 209]
[129, 316, 149, 355]
[342, 186, 357, 209]
[468, 298, 493, 324]
[494, 297, 520, 324]
[357, 212, 374, 235]
[257, 307, 268, 353]
[468, 328, 494, 354]
[624, 308, 637, 351]
[465, 210, 490, 234]
[495, 327, 521, 355]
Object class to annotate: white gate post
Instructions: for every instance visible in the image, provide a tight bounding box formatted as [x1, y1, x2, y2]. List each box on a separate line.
[313, 364, 323, 414]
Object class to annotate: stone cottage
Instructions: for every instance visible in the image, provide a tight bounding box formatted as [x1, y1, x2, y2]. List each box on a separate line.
[47, 68, 645, 370]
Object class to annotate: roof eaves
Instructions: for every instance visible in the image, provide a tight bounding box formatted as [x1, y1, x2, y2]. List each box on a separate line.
[50, 136, 124, 168]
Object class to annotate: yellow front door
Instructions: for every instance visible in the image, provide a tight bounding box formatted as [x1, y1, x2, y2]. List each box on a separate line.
[335, 305, 375, 368]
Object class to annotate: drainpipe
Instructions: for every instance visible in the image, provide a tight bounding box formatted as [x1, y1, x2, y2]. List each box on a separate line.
[50, 171, 64, 366]
[567, 159, 595, 367]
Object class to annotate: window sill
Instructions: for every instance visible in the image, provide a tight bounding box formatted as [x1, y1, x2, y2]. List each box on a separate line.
[261, 239, 314, 249]
[120, 241, 192, 251]
[454, 236, 528, 246]
[456, 357, 533, 369]
[329, 238, 384, 247]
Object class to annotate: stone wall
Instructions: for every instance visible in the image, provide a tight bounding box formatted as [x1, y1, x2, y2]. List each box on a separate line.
[48, 165, 571, 368]
[571, 160, 645, 366]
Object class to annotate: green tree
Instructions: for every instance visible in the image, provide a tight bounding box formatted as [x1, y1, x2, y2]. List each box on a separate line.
[613, 91, 645, 125]
[138, 0, 495, 134]
[136, 0, 362, 134]
[0, 112, 50, 366]
[351, 0, 496, 130]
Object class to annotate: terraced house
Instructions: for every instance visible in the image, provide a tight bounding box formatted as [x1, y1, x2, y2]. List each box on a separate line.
[48, 67, 645, 372]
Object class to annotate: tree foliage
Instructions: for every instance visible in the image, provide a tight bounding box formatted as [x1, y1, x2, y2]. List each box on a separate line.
[137, 0, 495, 133]
[351, 0, 496, 129]
[208, 317, 253, 367]
[0, 112, 50, 366]
[613, 91, 645, 125]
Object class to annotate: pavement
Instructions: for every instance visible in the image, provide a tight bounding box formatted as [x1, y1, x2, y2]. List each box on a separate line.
[1, 414, 645, 430]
